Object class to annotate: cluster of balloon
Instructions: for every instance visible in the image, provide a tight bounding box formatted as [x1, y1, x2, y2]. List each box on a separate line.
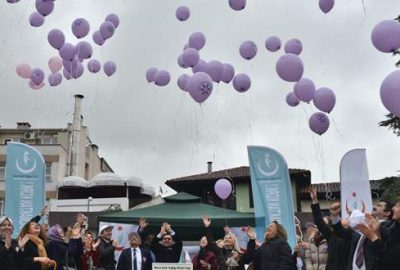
[7, 0, 56, 27]
[146, 26, 253, 103]
[371, 18, 400, 116]
[15, 13, 119, 90]
[318, 0, 335, 14]
[268, 36, 335, 135]
[214, 178, 233, 200]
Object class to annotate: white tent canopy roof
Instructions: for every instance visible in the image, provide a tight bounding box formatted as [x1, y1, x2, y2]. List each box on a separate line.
[89, 172, 145, 188]
[125, 175, 144, 188]
[141, 184, 156, 196]
[59, 176, 88, 188]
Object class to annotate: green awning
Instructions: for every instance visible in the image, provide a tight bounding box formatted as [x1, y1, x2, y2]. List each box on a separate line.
[98, 193, 255, 240]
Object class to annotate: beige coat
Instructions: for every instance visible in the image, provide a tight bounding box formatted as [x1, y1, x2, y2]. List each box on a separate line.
[303, 239, 329, 270]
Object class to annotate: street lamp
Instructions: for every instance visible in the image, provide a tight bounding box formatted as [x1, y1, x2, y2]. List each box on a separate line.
[87, 197, 92, 212]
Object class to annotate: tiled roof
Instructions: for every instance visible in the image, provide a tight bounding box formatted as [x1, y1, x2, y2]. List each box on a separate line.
[165, 166, 310, 183]
[299, 179, 385, 194]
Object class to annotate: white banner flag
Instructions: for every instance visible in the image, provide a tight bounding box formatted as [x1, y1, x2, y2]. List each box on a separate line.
[340, 149, 373, 219]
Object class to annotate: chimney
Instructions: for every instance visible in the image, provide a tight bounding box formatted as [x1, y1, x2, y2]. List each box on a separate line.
[16, 122, 31, 129]
[70, 94, 84, 176]
[207, 161, 213, 173]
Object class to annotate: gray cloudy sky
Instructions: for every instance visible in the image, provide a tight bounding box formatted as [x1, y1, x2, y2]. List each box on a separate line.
[1, 0, 400, 192]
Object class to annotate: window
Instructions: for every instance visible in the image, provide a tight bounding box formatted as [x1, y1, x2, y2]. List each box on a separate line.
[45, 163, 52, 182]
[3, 138, 20, 144]
[0, 162, 5, 181]
[0, 199, 3, 216]
[40, 135, 58, 144]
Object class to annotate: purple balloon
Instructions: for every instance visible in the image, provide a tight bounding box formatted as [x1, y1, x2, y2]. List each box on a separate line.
[286, 92, 300, 107]
[206, 60, 224, 83]
[72, 18, 90, 39]
[48, 29, 65, 50]
[93, 31, 105, 46]
[176, 6, 190, 21]
[319, 0, 334, 14]
[71, 62, 84, 79]
[146, 67, 158, 82]
[63, 68, 72, 80]
[284, 39, 302, 55]
[48, 72, 62, 86]
[29, 80, 44, 90]
[214, 178, 232, 200]
[276, 54, 304, 82]
[105, 13, 120, 28]
[313, 87, 336, 113]
[309, 112, 330, 135]
[182, 48, 200, 67]
[192, 59, 207, 73]
[188, 32, 206, 50]
[221, 63, 235, 83]
[239, 40, 257, 60]
[265, 36, 281, 52]
[76, 41, 93, 59]
[233, 73, 251, 92]
[63, 57, 79, 72]
[87, 59, 101, 73]
[177, 54, 189, 69]
[293, 78, 316, 103]
[59, 43, 76, 61]
[29, 12, 44, 27]
[380, 70, 400, 116]
[35, 0, 54, 16]
[177, 74, 190, 91]
[31, 68, 45, 85]
[371, 20, 400, 53]
[100, 21, 115, 40]
[228, 0, 246, 11]
[154, 70, 170, 86]
[103, 61, 116, 77]
[188, 72, 213, 103]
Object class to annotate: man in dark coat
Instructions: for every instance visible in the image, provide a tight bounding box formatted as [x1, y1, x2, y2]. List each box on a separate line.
[358, 198, 400, 270]
[330, 202, 379, 270]
[117, 232, 152, 270]
[309, 188, 350, 270]
[98, 225, 119, 270]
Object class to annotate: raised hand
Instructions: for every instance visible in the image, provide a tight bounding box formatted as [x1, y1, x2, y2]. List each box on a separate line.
[202, 215, 211, 228]
[40, 205, 48, 217]
[112, 239, 119, 248]
[330, 202, 341, 217]
[18, 234, 30, 248]
[309, 186, 318, 203]
[92, 238, 101, 249]
[138, 218, 148, 229]
[246, 227, 256, 240]
[223, 225, 231, 234]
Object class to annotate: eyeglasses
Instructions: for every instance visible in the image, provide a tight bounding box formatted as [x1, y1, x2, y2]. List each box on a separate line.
[163, 237, 172, 240]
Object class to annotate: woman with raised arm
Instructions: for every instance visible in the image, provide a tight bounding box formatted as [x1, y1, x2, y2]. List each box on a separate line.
[192, 235, 218, 270]
[243, 221, 294, 270]
[202, 216, 244, 270]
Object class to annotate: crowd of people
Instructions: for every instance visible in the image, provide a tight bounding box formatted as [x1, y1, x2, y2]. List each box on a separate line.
[0, 190, 399, 270]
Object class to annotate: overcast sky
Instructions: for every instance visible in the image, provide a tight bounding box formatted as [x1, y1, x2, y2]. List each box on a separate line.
[1, 0, 400, 193]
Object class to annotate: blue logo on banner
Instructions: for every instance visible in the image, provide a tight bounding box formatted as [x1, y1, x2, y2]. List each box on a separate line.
[5, 142, 45, 237]
[248, 146, 296, 249]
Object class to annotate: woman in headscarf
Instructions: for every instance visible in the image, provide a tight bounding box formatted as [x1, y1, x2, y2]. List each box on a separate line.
[0, 216, 19, 270]
[18, 216, 53, 270]
[192, 236, 218, 270]
[243, 221, 295, 270]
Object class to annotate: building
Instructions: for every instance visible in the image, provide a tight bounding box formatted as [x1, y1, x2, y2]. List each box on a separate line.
[165, 162, 311, 213]
[0, 95, 154, 217]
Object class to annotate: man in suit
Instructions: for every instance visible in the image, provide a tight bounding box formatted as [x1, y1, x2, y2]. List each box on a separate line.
[117, 232, 152, 270]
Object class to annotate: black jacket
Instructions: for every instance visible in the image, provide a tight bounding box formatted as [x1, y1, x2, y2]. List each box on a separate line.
[332, 221, 378, 270]
[117, 247, 153, 270]
[98, 238, 116, 270]
[46, 238, 83, 270]
[149, 233, 182, 262]
[0, 238, 18, 270]
[243, 237, 295, 270]
[370, 221, 400, 270]
[311, 203, 350, 270]
[19, 239, 42, 270]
